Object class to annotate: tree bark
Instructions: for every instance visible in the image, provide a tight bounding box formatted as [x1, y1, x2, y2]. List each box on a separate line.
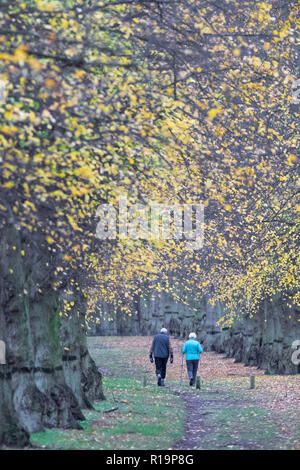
[0, 224, 104, 447]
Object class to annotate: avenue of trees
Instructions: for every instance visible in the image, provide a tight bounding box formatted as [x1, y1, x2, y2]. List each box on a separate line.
[0, 0, 299, 446]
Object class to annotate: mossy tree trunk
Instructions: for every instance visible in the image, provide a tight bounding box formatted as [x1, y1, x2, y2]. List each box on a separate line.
[59, 286, 105, 408]
[0, 224, 104, 447]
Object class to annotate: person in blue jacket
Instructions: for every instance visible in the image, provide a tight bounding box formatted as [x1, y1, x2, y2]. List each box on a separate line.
[181, 332, 203, 386]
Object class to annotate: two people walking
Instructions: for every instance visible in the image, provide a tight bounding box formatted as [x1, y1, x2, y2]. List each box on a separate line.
[149, 328, 203, 387]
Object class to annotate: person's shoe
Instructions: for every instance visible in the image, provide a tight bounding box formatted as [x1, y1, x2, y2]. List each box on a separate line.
[161, 379, 165, 387]
[157, 374, 161, 386]
[189, 378, 193, 386]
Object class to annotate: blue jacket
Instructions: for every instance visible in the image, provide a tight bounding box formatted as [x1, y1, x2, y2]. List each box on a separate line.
[182, 339, 203, 360]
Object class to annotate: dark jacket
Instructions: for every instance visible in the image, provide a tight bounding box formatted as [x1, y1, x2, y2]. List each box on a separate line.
[149, 333, 173, 358]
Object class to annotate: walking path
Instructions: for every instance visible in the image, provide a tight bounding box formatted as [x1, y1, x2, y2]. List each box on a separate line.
[171, 376, 300, 450]
[90, 336, 300, 450]
[172, 388, 251, 450]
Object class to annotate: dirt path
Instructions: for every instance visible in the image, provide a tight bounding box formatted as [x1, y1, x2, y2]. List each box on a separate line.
[172, 390, 211, 450]
[171, 380, 299, 450]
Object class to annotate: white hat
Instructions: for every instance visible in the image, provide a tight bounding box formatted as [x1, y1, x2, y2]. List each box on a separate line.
[160, 328, 168, 334]
[189, 332, 197, 339]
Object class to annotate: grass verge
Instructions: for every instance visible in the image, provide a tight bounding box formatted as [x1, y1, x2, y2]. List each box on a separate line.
[30, 338, 185, 450]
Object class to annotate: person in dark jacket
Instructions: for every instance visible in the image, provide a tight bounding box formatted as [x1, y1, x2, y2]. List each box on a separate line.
[149, 328, 173, 386]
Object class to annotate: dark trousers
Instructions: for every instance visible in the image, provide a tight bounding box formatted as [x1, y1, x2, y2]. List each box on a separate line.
[155, 357, 168, 379]
[186, 360, 199, 380]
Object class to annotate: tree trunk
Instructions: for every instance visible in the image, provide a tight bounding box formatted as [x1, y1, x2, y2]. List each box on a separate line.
[0, 365, 30, 447]
[59, 287, 105, 408]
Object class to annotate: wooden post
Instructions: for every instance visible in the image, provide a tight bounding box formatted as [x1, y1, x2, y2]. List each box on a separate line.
[250, 375, 255, 389]
[143, 375, 147, 387]
[196, 376, 201, 389]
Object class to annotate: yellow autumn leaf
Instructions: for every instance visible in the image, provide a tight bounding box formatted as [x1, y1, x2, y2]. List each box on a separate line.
[286, 154, 297, 166]
[0, 125, 19, 135]
[207, 106, 223, 120]
[75, 69, 85, 79]
[3, 181, 15, 188]
[45, 78, 56, 88]
[29, 111, 36, 122]
[4, 111, 13, 121]
[73, 167, 95, 179]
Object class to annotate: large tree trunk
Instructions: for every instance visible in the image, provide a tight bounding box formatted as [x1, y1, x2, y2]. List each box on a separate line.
[30, 285, 85, 430]
[201, 295, 300, 375]
[0, 365, 30, 447]
[0, 224, 48, 439]
[0, 224, 104, 447]
[59, 287, 105, 409]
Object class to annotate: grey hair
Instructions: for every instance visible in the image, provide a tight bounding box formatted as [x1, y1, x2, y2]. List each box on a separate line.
[160, 328, 168, 334]
[189, 332, 197, 339]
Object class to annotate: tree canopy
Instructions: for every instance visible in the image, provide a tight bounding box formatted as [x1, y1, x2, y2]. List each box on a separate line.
[0, 0, 299, 327]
